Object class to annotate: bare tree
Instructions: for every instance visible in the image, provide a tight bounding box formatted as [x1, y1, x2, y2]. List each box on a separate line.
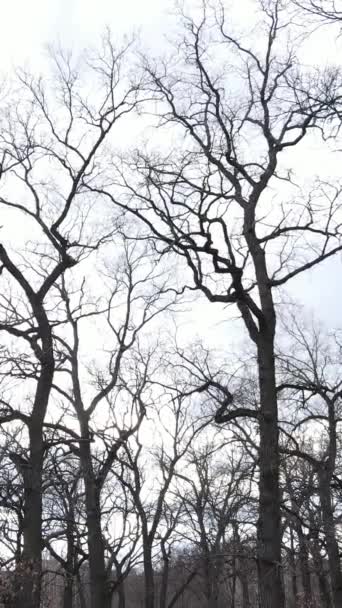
[89, 2, 342, 605]
[282, 456, 316, 608]
[278, 322, 342, 607]
[49, 232, 180, 608]
[42, 448, 88, 608]
[102, 478, 142, 608]
[292, 0, 342, 22]
[113, 391, 207, 608]
[0, 36, 143, 607]
[175, 441, 254, 608]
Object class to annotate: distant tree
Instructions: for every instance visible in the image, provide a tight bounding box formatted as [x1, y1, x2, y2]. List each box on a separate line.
[282, 456, 316, 608]
[175, 442, 254, 608]
[42, 449, 87, 608]
[278, 323, 342, 606]
[114, 392, 207, 608]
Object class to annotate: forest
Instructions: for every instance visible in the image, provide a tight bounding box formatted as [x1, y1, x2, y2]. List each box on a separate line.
[0, 1, 342, 607]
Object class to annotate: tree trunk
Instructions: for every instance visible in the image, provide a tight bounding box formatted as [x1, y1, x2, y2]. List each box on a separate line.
[209, 581, 219, 608]
[63, 503, 77, 608]
[80, 439, 111, 608]
[244, 215, 284, 608]
[318, 472, 342, 608]
[16, 442, 43, 608]
[14, 357, 54, 608]
[288, 534, 298, 608]
[63, 573, 74, 608]
[205, 556, 219, 608]
[296, 525, 313, 608]
[311, 537, 332, 608]
[77, 572, 87, 608]
[117, 582, 126, 608]
[233, 525, 251, 608]
[241, 578, 251, 608]
[9, 292, 57, 608]
[256, 334, 284, 608]
[231, 554, 237, 608]
[159, 553, 169, 608]
[143, 545, 155, 608]
[239, 566, 251, 608]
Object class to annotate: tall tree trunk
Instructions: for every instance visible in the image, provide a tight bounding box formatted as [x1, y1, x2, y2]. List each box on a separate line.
[311, 537, 332, 608]
[77, 572, 87, 608]
[16, 437, 44, 608]
[210, 578, 219, 608]
[63, 504, 76, 608]
[288, 532, 298, 608]
[0, 241, 76, 608]
[318, 472, 342, 608]
[231, 554, 237, 608]
[159, 552, 169, 608]
[63, 573, 74, 608]
[117, 582, 126, 608]
[13, 329, 55, 608]
[256, 334, 284, 608]
[232, 524, 251, 608]
[244, 216, 284, 608]
[143, 544, 155, 608]
[80, 439, 111, 608]
[239, 565, 251, 608]
[296, 525, 313, 608]
[202, 552, 219, 608]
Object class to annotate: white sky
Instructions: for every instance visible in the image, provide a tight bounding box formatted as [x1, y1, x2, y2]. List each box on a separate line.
[0, 0, 341, 343]
[0, 2, 339, 560]
[0, 0, 169, 67]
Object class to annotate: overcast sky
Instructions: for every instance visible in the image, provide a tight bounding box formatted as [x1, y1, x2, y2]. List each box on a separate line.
[0, 0, 341, 343]
[0, 0, 170, 67]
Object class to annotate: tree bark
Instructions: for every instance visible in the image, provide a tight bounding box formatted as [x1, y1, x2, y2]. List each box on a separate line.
[63, 573, 74, 608]
[288, 528, 298, 608]
[239, 565, 251, 608]
[117, 582, 126, 608]
[14, 312, 55, 608]
[77, 572, 87, 608]
[143, 544, 155, 608]
[159, 552, 169, 608]
[80, 438, 111, 608]
[233, 525, 251, 608]
[244, 221, 284, 608]
[202, 553, 219, 608]
[311, 536, 332, 608]
[255, 334, 284, 608]
[231, 554, 237, 608]
[0, 245, 75, 608]
[296, 524, 313, 608]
